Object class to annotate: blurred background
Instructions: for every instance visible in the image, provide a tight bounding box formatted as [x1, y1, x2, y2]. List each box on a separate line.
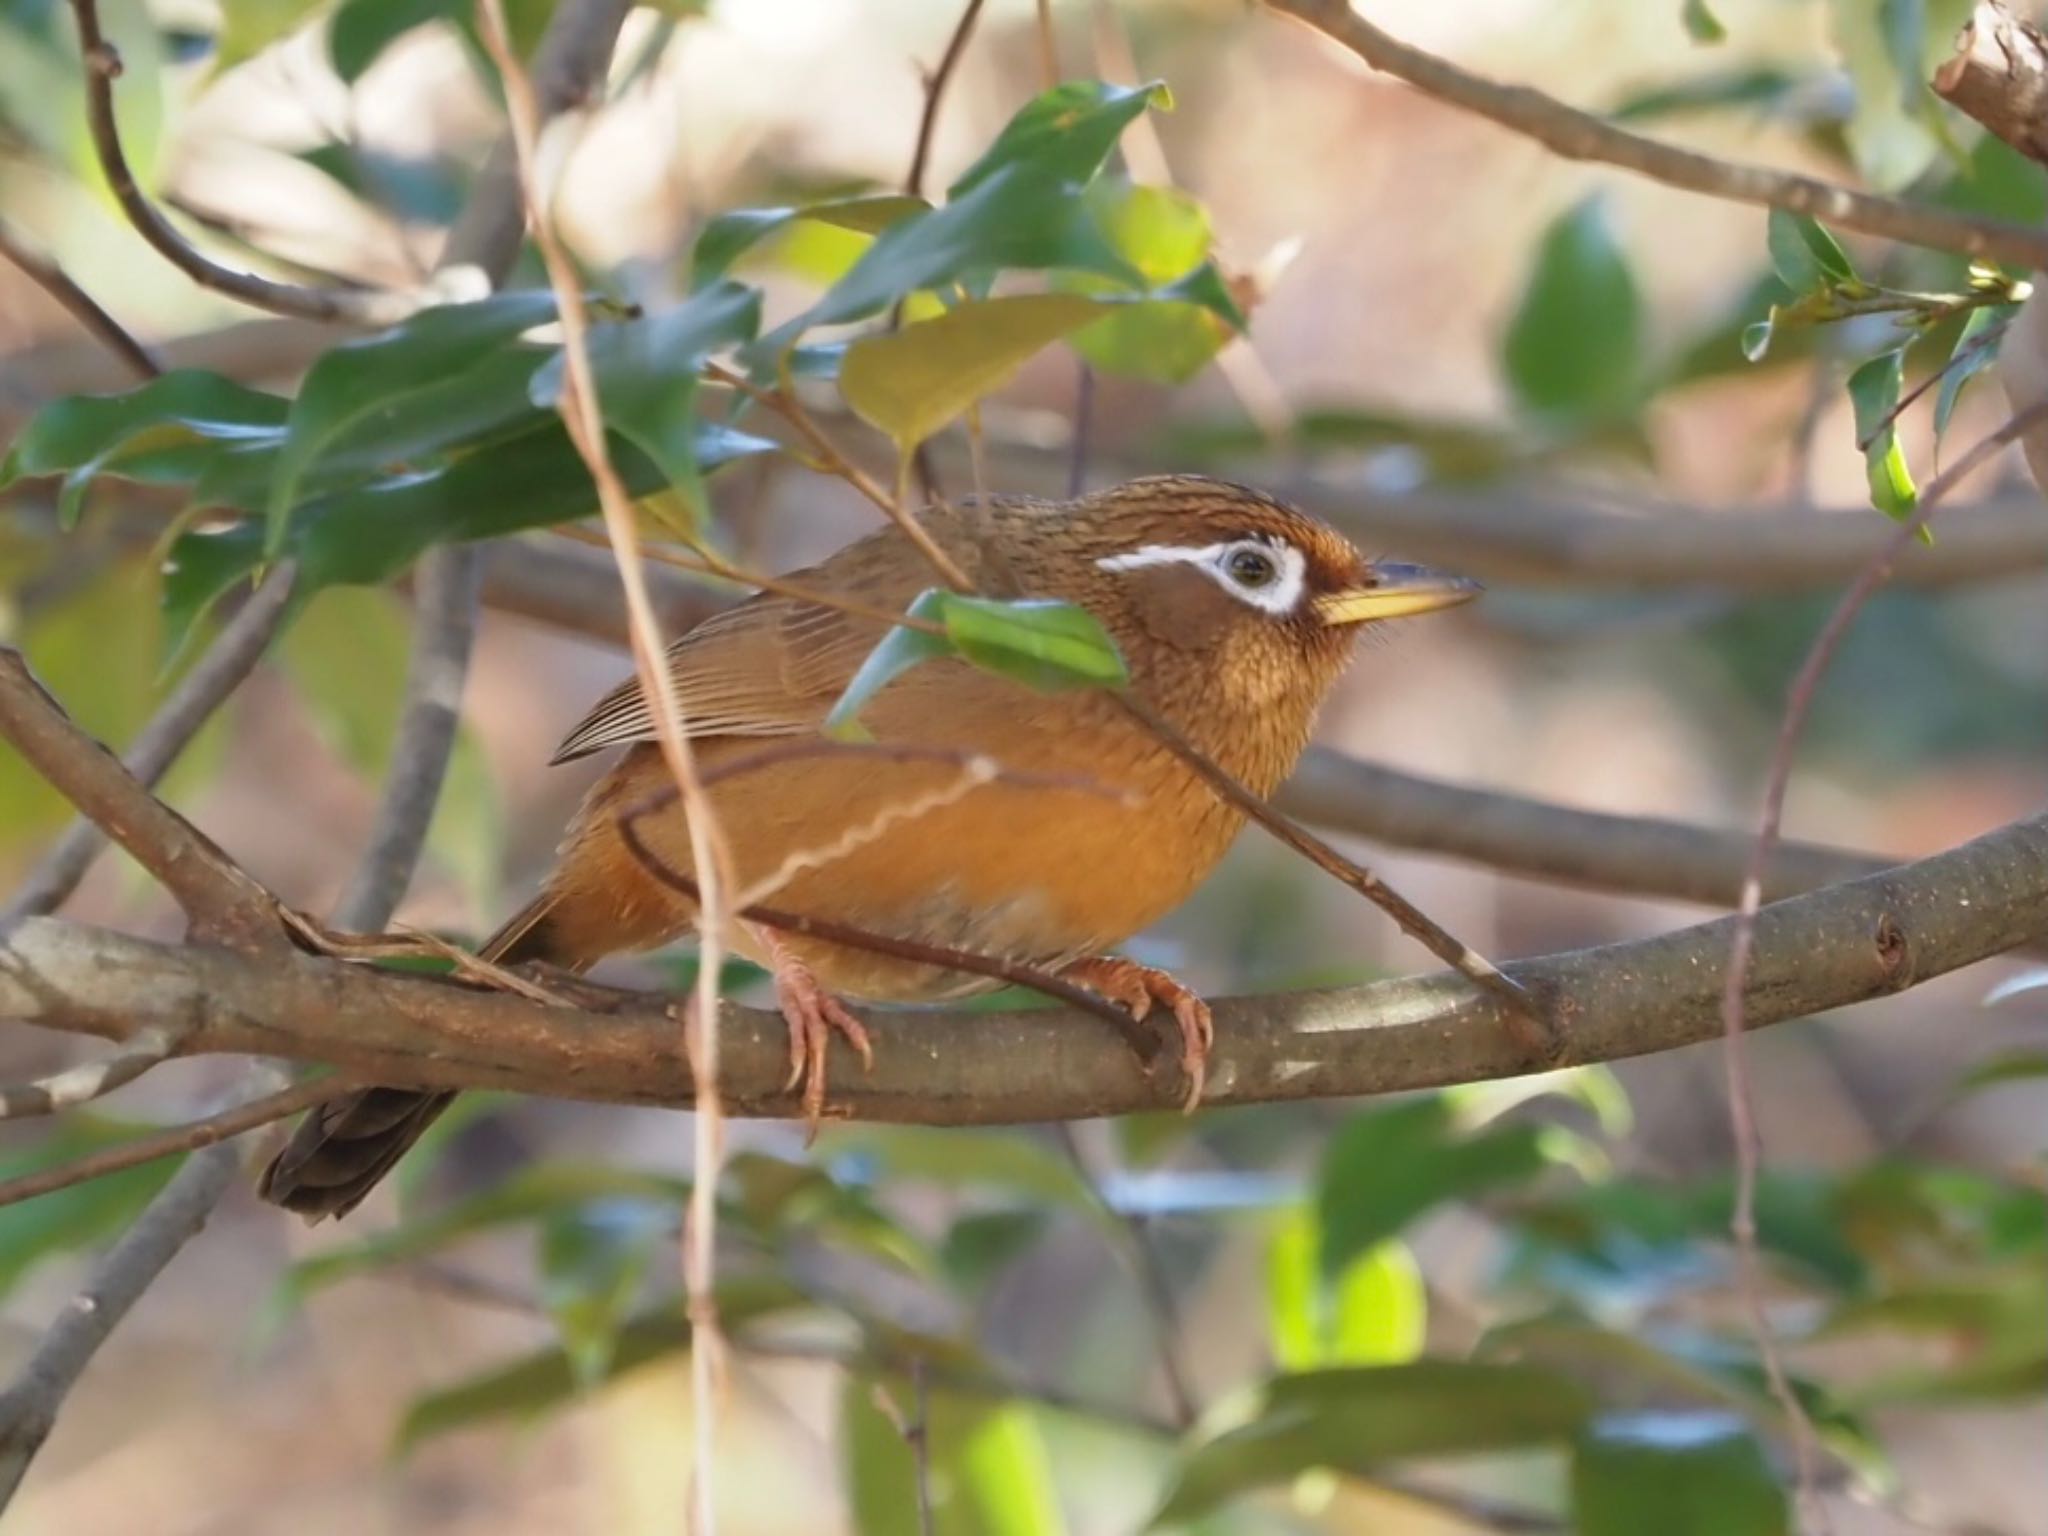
[3, 0, 2046, 1531]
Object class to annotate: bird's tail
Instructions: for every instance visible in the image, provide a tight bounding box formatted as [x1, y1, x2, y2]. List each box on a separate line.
[258, 894, 564, 1222]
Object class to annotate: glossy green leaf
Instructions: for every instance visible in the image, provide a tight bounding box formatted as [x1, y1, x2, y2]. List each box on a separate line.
[825, 589, 1127, 736]
[948, 78, 1170, 199]
[843, 1375, 1068, 1536]
[1503, 196, 1642, 422]
[1681, 0, 1725, 43]
[327, 0, 461, 82]
[530, 279, 762, 514]
[299, 142, 466, 224]
[690, 193, 930, 288]
[1061, 179, 1237, 383]
[1610, 67, 1816, 125]
[1572, 1414, 1788, 1536]
[267, 291, 557, 551]
[1765, 209, 1854, 292]
[1149, 1362, 1595, 1526]
[842, 293, 1106, 452]
[1933, 306, 2008, 442]
[1266, 1208, 1425, 1371]
[0, 1115, 184, 1299]
[1845, 349, 1921, 525]
[1317, 1097, 1555, 1279]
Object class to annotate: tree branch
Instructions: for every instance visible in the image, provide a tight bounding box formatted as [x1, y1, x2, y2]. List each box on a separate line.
[1934, 2, 2048, 169]
[0, 1025, 182, 1118]
[1263, 0, 2048, 269]
[7, 800, 2047, 1118]
[0, 216, 159, 382]
[0, 649, 276, 944]
[0, 565, 297, 928]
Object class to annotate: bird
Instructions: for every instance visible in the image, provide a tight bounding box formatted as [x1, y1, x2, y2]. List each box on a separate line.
[259, 475, 1480, 1219]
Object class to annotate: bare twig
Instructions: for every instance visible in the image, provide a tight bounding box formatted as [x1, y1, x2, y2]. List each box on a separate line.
[0, 217, 159, 381]
[331, 547, 481, 931]
[1112, 694, 1549, 1051]
[906, 0, 988, 198]
[1265, 0, 2048, 269]
[1719, 400, 2048, 1521]
[0, 649, 276, 943]
[63, 0, 428, 324]
[1, 565, 297, 928]
[0, 1025, 183, 1118]
[0, 1077, 347, 1211]
[473, 5, 736, 1527]
[703, 362, 975, 591]
[1033, 0, 1057, 87]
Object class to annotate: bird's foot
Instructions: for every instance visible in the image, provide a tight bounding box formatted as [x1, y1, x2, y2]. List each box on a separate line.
[754, 926, 872, 1142]
[1057, 956, 1213, 1112]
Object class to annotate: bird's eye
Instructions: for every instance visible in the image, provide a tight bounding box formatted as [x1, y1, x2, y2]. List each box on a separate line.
[1225, 546, 1278, 587]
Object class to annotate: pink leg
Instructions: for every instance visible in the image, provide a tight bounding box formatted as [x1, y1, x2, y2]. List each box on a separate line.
[752, 924, 872, 1140]
[1058, 956, 1214, 1112]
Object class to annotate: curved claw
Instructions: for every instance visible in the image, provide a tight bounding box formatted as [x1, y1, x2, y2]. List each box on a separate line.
[1057, 956, 1214, 1112]
[758, 929, 872, 1143]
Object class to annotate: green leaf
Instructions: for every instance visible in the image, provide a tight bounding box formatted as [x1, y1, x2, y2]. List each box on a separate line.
[530, 279, 762, 515]
[1945, 1046, 2048, 1101]
[1765, 209, 1854, 292]
[1266, 1208, 1425, 1371]
[1845, 349, 1922, 526]
[1317, 1097, 1556, 1279]
[327, 0, 461, 82]
[1572, 1414, 1788, 1536]
[1060, 180, 1237, 383]
[267, 291, 557, 552]
[843, 1375, 1069, 1536]
[824, 590, 1127, 736]
[1149, 1362, 1595, 1526]
[1610, 67, 1815, 125]
[841, 293, 1108, 453]
[1933, 305, 2008, 442]
[299, 142, 466, 225]
[0, 1115, 184, 1299]
[1681, 0, 1726, 43]
[947, 78, 1171, 198]
[215, 0, 325, 70]
[1831, 0, 1976, 190]
[690, 193, 930, 288]
[1502, 196, 1643, 422]
[538, 1205, 668, 1387]
[828, 1125, 1100, 1212]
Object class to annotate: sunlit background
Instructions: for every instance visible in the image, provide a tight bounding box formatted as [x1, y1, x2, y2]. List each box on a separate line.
[3, 0, 2046, 1532]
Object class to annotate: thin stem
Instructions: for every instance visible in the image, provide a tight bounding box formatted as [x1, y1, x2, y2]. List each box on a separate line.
[0, 216, 159, 380]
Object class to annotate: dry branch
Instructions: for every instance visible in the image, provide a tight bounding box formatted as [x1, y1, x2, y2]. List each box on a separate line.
[7, 794, 2046, 1119]
[1935, 1, 2048, 168]
[1265, 0, 2048, 268]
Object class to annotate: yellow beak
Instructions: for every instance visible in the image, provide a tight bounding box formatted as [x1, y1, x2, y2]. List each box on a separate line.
[1314, 562, 1483, 627]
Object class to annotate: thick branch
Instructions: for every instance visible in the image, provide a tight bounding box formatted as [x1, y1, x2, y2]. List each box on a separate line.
[1935, 2, 2048, 168]
[1264, 0, 2048, 269]
[7, 806, 2046, 1118]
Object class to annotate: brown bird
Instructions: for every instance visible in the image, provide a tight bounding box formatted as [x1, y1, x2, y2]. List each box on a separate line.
[259, 475, 1479, 1219]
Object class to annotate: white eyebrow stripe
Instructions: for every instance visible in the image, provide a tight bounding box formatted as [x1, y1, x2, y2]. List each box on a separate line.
[1095, 539, 1307, 617]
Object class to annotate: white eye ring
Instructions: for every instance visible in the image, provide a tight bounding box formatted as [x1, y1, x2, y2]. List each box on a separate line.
[1096, 538, 1308, 617]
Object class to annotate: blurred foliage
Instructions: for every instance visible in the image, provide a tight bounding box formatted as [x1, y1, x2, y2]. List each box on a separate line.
[3, 4, 2047, 1532]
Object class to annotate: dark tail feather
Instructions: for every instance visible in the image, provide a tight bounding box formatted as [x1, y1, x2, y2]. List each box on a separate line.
[258, 894, 563, 1222]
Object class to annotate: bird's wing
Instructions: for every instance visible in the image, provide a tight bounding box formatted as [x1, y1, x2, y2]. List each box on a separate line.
[549, 592, 893, 763]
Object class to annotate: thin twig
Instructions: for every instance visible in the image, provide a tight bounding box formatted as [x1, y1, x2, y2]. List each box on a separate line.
[1033, 0, 1058, 87]
[473, 6, 737, 1529]
[703, 362, 975, 591]
[1265, 0, 2048, 270]
[0, 1078, 347, 1212]
[0, 217, 159, 380]
[1112, 693, 1549, 1051]
[1719, 399, 2048, 1524]
[0, 1026, 184, 1118]
[1, 565, 297, 927]
[63, 0, 428, 324]
[906, 0, 988, 198]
